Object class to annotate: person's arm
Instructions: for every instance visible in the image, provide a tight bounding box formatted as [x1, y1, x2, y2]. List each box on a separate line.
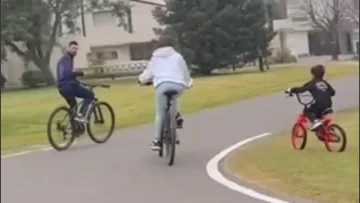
[324, 81, 336, 96]
[138, 59, 154, 84]
[290, 80, 314, 94]
[179, 55, 193, 88]
[58, 58, 84, 79]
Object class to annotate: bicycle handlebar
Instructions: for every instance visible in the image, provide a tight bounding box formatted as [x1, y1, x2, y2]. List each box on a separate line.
[138, 81, 153, 86]
[284, 90, 314, 106]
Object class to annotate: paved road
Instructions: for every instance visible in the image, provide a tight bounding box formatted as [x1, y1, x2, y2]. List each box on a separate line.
[2, 76, 359, 203]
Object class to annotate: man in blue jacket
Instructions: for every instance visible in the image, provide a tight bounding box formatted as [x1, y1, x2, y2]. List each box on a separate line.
[57, 41, 94, 123]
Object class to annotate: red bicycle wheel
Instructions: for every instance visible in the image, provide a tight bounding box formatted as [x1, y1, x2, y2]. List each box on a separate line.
[291, 124, 307, 150]
[323, 124, 347, 152]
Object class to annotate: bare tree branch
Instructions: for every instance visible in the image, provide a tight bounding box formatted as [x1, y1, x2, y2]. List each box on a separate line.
[296, 0, 350, 60]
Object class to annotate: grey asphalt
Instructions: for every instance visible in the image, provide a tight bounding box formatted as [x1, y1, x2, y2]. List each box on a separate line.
[1, 76, 359, 203]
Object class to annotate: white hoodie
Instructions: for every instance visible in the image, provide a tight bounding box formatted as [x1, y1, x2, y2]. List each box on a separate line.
[138, 46, 193, 88]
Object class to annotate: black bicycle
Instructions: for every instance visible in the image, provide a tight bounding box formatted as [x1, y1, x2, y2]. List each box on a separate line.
[139, 81, 179, 166]
[47, 83, 115, 151]
[159, 90, 179, 166]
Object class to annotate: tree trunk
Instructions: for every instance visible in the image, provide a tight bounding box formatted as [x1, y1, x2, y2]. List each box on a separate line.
[258, 56, 265, 72]
[35, 59, 56, 86]
[329, 31, 339, 60]
[41, 66, 56, 85]
[265, 57, 269, 70]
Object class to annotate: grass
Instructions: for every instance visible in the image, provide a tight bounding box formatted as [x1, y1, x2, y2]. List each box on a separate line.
[226, 108, 359, 203]
[1, 63, 358, 154]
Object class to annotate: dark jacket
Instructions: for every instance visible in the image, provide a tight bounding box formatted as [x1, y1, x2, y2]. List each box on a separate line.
[56, 55, 83, 87]
[291, 78, 335, 108]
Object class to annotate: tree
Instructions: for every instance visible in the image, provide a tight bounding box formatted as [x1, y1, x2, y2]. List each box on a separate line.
[345, 0, 359, 26]
[296, 0, 350, 60]
[1, 0, 130, 85]
[153, 0, 275, 75]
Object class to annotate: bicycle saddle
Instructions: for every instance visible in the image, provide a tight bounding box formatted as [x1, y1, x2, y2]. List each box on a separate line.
[164, 90, 178, 98]
[322, 108, 333, 115]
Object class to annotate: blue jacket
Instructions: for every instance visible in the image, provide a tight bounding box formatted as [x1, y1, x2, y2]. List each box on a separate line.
[56, 55, 83, 87]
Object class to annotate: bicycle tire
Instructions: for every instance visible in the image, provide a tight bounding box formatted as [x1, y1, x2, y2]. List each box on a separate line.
[47, 106, 76, 151]
[87, 101, 115, 144]
[158, 117, 166, 157]
[167, 110, 177, 166]
[324, 124, 347, 152]
[291, 123, 307, 150]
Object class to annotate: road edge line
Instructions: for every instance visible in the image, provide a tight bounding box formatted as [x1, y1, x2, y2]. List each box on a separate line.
[206, 132, 289, 203]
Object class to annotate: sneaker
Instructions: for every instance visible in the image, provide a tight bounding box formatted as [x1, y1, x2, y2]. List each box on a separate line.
[310, 120, 323, 131]
[150, 140, 161, 151]
[74, 115, 89, 123]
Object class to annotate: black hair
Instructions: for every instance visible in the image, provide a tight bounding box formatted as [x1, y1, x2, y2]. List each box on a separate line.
[311, 64, 325, 79]
[68, 40, 78, 47]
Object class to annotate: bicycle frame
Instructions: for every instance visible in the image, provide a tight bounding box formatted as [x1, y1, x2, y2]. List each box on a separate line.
[295, 111, 333, 130]
[291, 92, 332, 127]
[58, 87, 106, 133]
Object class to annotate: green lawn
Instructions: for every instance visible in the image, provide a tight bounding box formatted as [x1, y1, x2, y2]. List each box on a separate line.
[1, 64, 358, 154]
[226, 108, 359, 203]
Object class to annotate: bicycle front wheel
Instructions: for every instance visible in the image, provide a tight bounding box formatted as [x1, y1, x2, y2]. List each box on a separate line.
[165, 111, 177, 166]
[47, 106, 76, 151]
[87, 101, 115, 143]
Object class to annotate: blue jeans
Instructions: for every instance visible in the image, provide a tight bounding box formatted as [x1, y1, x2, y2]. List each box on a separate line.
[155, 82, 186, 139]
[59, 84, 95, 116]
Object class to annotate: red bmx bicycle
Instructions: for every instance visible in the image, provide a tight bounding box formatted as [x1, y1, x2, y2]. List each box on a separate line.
[285, 91, 347, 152]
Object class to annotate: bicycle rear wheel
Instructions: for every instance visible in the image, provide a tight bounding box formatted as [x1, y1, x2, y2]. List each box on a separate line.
[47, 106, 76, 151]
[323, 124, 347, 152]
[87, 101, 115, 143]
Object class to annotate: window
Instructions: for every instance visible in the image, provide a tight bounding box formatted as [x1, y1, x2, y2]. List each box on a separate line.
[93, 11, 117, 27]
[130, 42, 154, 60]
[96, 52, 104, 60]
[94, 51, 118, 60]
[110, 51, 118, 60]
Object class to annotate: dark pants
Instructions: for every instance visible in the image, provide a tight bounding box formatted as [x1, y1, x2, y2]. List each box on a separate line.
[59, 84, 94, 115]
[304, 103, 329, 123]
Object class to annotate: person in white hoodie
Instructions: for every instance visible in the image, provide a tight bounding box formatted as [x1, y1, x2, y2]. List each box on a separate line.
[138, 35, 193, 150]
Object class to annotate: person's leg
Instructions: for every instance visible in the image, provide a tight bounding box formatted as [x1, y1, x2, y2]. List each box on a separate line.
[59, 86, 77, 110]
[152, 82, 185, 150]
[305, 105, 323, 131]
[72, 85, 95, 122]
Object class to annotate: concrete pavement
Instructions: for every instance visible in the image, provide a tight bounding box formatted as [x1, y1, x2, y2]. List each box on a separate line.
[1, 76, 358, 203]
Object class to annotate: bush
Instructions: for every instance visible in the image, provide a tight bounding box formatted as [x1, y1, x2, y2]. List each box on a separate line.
[268, 49, 297, 64]
[351, 55, 359, 61]
[21, 70, 46, 88]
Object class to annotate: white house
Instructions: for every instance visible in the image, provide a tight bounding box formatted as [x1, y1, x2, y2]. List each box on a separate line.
[270, 0, 359, 57]
[1, 0, 164, 86]
[71, 0, 165, 68]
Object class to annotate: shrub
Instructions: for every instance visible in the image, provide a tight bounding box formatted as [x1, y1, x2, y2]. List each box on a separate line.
[351, 55, 359, 61]
[269, 48, 298, 64]
[21, 70, 46, 88]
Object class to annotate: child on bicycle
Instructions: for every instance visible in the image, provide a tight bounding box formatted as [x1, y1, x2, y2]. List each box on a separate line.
[138, 35, 193, 150]
[287, 64, 336, 131]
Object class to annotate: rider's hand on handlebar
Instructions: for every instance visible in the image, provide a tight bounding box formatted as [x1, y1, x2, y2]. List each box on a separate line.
[285, 88, 293, 96]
